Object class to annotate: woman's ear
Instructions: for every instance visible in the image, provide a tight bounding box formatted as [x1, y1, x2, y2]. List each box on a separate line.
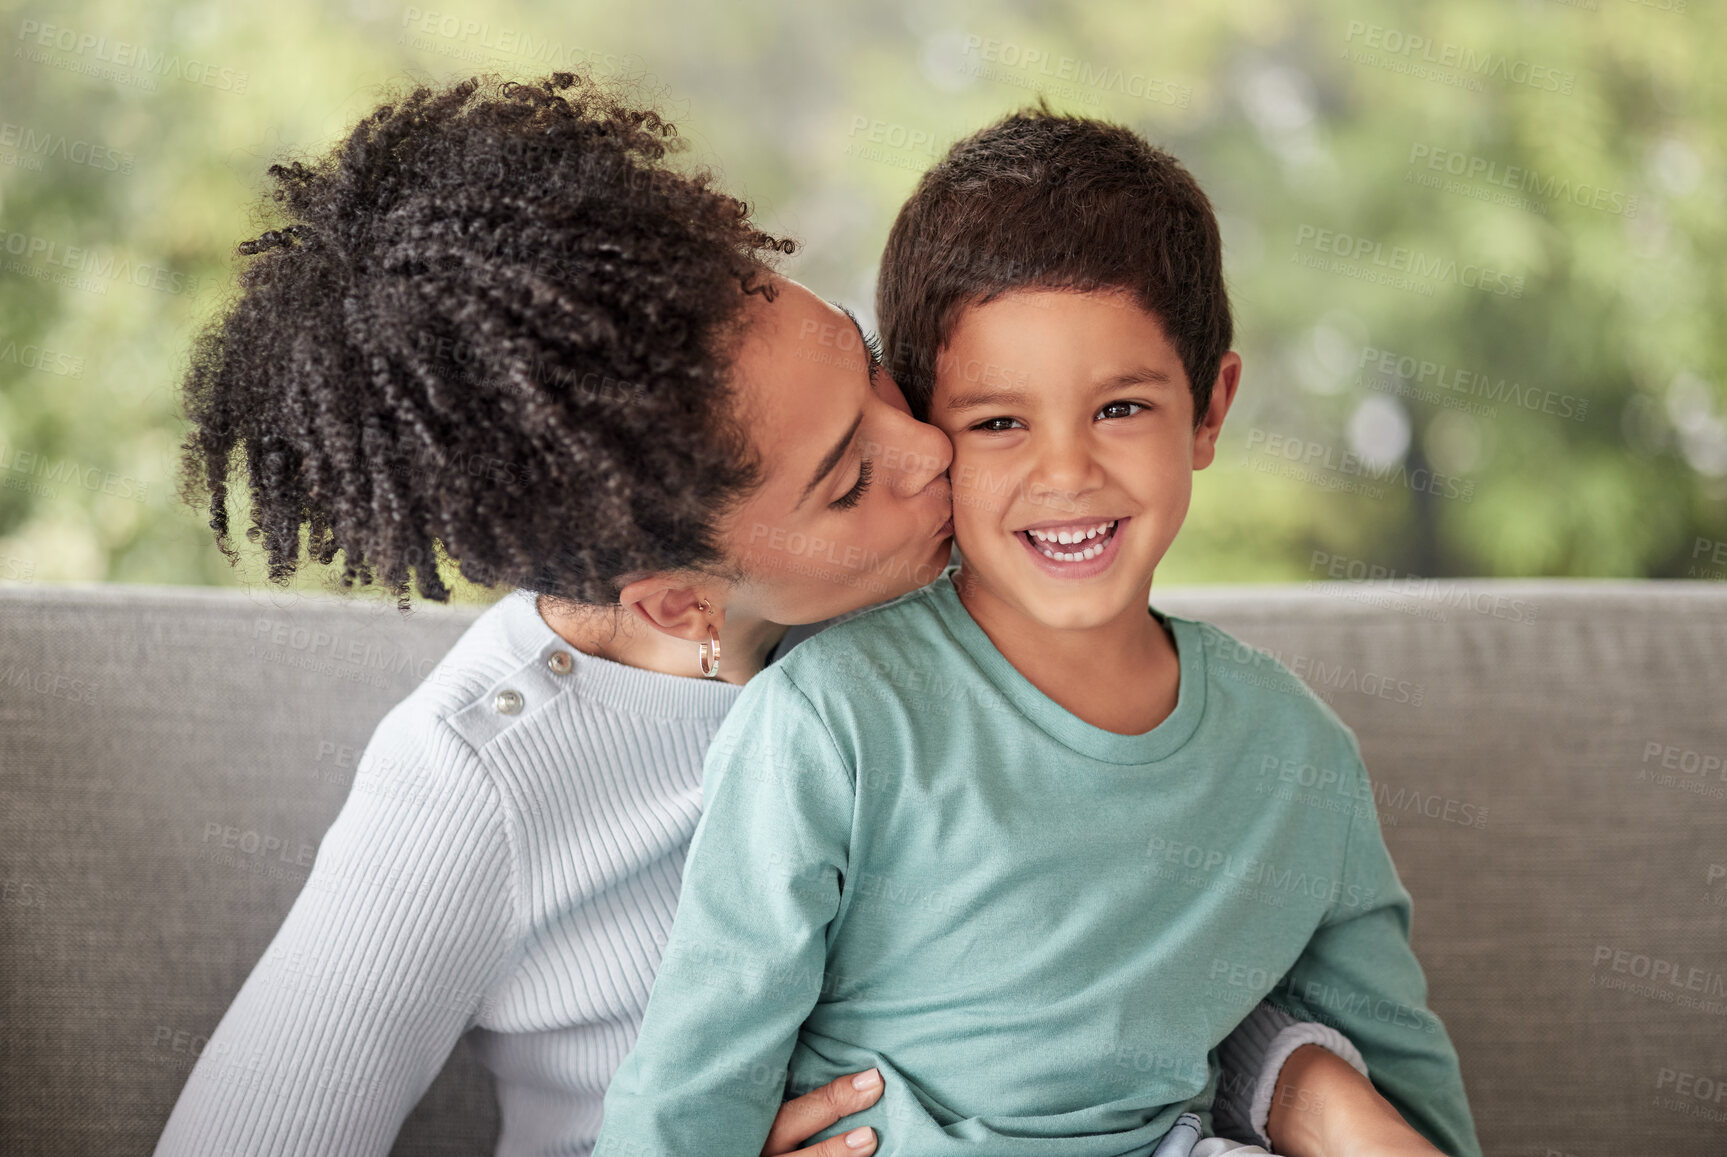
[616, 574, 725, 642]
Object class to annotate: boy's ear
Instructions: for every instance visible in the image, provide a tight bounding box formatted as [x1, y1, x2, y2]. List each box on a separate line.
[1192, 351, 1242, 471]
[616, 573, 725, 642]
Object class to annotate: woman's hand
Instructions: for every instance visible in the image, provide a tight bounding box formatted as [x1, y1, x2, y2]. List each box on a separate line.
[761, 1068, 885, 1156]
[1267, 1045, 1446, 1157]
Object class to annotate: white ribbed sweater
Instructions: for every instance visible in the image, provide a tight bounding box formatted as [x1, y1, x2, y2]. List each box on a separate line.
[154, 589, 1357, 1156]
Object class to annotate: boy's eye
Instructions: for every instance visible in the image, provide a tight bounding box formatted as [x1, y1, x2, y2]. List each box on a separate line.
[1097, 401, 1149, 420]
[970, 416, 1025, 433]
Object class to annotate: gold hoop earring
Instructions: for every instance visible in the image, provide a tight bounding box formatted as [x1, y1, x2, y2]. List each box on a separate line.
[696, 600, 721, 679]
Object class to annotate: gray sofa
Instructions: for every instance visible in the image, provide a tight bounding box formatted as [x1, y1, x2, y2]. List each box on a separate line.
[2, 579, 1724, 1156]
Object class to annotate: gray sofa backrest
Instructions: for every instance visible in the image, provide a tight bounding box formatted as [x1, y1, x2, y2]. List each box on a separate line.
[2, 580, 1724, 1156]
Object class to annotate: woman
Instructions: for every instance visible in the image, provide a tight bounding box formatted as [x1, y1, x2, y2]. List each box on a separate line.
[155, 73, 1362, 1157]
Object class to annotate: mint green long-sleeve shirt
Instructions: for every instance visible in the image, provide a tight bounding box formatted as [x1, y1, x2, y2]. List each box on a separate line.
[594, 572, 1480, 1157]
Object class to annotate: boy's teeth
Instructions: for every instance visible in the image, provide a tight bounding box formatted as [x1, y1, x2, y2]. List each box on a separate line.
[1027, 520, 1114, 545]
[1024, 520, 1117, 561]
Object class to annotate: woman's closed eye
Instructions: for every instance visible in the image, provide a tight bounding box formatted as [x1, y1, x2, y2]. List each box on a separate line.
[830, 457, 875, 510]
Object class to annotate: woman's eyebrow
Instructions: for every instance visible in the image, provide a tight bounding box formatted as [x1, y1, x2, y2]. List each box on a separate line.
[795, 410, 864, 510]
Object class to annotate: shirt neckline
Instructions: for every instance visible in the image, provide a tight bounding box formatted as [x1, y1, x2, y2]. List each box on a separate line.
[922, 571, 1207, 765]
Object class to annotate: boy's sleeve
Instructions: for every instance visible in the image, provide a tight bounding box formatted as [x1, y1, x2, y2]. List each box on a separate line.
[594, 667, 855, 1157]
[1269, 750, 1483, 1157]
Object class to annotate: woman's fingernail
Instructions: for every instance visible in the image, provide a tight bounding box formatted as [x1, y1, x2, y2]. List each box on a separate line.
[845, 1126, 875, 1149]
[852, 1068, 882, 1090]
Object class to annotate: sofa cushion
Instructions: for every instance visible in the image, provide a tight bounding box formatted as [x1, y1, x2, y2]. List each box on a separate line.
[1, 579, 1723, 1155]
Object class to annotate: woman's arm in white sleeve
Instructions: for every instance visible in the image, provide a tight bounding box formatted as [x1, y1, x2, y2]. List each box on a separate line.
[154, 711, 522, 1156]
[1212, 1000, 1369, 1146]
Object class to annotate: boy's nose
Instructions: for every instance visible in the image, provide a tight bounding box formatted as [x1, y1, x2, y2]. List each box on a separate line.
[1027, 433, 1102, 496]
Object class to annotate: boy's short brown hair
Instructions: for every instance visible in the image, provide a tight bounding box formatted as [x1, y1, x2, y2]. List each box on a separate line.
[876, 105, 1232, 426]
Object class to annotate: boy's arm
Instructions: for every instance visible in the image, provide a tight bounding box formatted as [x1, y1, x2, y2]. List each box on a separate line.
[593, 668, 856, 1157]
[1267, 749, 1483, 1157]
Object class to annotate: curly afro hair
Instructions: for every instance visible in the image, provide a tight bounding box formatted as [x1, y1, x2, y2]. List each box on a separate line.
[181, 71, 795, 605]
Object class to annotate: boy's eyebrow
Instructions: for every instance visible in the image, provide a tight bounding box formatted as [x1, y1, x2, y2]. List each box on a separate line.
[1100, 366, 1175, 389]
[944, 368, 1175, 412]
[944, 388, 1032, 412]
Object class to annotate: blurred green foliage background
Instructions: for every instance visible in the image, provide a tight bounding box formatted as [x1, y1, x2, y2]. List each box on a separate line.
[0, 0, 1722, 601]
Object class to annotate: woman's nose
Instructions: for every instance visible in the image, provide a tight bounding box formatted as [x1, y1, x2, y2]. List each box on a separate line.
[890, 411, 953, 495]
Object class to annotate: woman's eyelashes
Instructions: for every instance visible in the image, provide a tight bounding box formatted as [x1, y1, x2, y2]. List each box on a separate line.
[833, 305, 885, 383]
[830, 457, 875, 510]
[863, 330, 884, 384]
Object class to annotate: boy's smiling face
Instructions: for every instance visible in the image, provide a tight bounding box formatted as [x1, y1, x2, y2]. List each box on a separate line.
[929, 287, 1239, 633]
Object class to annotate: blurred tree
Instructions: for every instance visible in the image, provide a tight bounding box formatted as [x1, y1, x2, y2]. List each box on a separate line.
[0, 0, 1720, 598]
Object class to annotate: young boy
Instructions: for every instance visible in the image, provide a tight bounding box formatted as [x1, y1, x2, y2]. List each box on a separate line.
[592, 110, 1480, 1157]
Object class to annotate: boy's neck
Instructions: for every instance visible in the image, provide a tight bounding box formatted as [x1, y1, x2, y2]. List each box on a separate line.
[953, 567, 1181, 737]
